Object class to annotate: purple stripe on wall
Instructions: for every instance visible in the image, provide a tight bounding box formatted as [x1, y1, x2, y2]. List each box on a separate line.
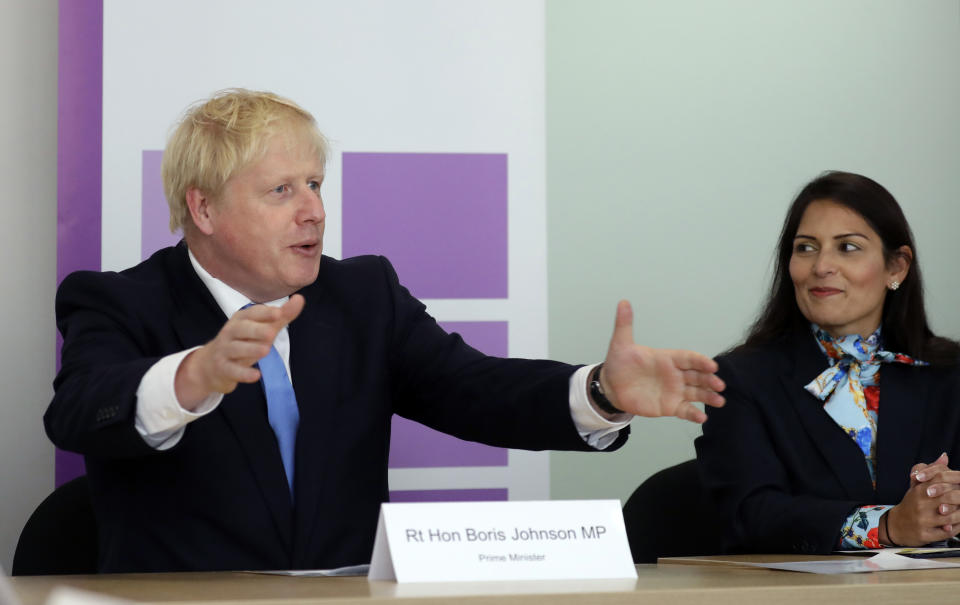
[389, 321, 508, 468]
[440, 322, 508, 358]
[341, 152, 508, 299]
[389, 416, 508, 468]
[142, 150, 182, 259]
[56, 0, 104, 486]
[57, 0, 103, 283]
[389, 489, 508, 503]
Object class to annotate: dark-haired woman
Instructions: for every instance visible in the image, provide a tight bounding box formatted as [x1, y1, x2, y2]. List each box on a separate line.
[695, 171, 960, 554]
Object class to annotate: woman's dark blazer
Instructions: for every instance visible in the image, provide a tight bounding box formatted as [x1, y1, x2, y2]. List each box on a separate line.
[695, 329, 960, 554]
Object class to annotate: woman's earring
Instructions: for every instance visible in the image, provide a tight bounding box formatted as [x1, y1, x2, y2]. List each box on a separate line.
[888, 281, 900, 291]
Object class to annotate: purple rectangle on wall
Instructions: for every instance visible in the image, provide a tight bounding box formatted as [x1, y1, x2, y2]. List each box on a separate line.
[390, 489, 508, 503]
[56, 0, 104, 487]
[341, 152, 508, 299]
[389, 321, 509, 468]
[58, 0, 102, 285]
[142, 150, 182, 259]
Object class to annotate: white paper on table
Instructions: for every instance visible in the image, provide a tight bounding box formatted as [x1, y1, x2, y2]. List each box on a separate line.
[749, 551, 960, 574]
[836, 547, 960, 558]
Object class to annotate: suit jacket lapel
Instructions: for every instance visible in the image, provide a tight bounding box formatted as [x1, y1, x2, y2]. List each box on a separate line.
[164, 243, 295, 554]
[289, 284, 344, 565]
[780, 332, 875, 500]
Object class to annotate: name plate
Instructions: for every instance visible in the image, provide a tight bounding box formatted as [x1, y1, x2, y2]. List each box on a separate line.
[368, 500, 637, 582]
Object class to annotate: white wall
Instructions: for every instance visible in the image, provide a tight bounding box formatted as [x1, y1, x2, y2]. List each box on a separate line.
[0, 0, 58, 571]
[547, 0, 960, 502]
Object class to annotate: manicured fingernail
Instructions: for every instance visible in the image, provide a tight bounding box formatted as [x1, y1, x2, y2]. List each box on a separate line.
[917, 473, 926, 481]
[941, 504, 949, 514]
[927, 487, 936, 497]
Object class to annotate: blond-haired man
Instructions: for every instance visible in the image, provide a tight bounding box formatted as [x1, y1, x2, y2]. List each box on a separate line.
[46, 89, 723, 572]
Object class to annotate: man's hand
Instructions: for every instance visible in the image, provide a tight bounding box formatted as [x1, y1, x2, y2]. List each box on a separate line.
[174, 295, 306, 410]
[595, 300, 725, 423]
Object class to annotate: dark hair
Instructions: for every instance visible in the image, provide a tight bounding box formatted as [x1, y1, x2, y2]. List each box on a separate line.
[741, 171, 960, 365]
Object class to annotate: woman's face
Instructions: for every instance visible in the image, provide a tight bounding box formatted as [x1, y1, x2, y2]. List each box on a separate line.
[788, 200, 909, 339]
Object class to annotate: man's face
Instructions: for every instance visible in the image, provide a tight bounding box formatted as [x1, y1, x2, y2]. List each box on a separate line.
[201, 132, 325, 302]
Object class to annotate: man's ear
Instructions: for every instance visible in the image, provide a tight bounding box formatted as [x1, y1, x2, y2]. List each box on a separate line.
[185, 188, 215, 236]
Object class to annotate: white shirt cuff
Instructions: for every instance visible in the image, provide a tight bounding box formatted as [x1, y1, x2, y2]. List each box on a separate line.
[569, 363, 632, 450]
[134, 347, 223, 450]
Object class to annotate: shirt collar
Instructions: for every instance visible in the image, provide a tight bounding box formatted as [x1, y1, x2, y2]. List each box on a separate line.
[187, 248, 288, 318]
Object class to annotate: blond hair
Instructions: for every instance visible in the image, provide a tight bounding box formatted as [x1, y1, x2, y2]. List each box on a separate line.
[161, 89, 328, 232]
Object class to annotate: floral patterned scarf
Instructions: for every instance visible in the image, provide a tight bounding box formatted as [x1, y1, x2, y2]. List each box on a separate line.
[804, 324, 927, 484]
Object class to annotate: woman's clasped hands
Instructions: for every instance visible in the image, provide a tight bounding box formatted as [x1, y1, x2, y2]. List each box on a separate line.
[883, 453, 960, 546]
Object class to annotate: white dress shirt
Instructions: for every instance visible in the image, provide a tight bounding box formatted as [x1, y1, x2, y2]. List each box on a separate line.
[134, 250, 631, 450]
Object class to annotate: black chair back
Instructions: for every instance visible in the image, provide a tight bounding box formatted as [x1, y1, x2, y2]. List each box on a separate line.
[622, 459, 722, 563]
[12, 475, 98, 575]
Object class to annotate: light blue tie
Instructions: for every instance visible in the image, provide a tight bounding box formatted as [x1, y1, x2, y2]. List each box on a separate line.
[244, 304, 300, 498]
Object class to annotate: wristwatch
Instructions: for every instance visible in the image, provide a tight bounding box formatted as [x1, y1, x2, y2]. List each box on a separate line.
[589, 363, 621, 414]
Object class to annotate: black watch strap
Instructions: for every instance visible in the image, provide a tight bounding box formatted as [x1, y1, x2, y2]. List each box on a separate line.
[589, 363, 621, 414]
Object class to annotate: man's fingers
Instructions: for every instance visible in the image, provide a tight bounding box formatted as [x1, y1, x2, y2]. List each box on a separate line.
[682, 386, 725, 408]
[235, 302, 285, 321]
[235, 295, 304, 331]
[681, 369, 725, 394]
[227, 296, 304, 344]
[669, 349, 720, 375]
[281, 294, 306, 324]
[211, 361, 261, 389]
[224, 340, 272, 365]
[677, 369, 725, 408]
[222, 318, 279, 346]
[180, 297, 299, 405]
[233, 365, 262, 384]
[677, 401, 707, 424]
[208, 295, 307, 391]
[201, 361, 260, 396]
[609, 300, 635, 349]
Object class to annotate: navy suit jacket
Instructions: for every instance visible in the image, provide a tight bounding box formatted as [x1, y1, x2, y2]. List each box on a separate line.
[46, 243, 627, 572]
[695, 330, 960, 554]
